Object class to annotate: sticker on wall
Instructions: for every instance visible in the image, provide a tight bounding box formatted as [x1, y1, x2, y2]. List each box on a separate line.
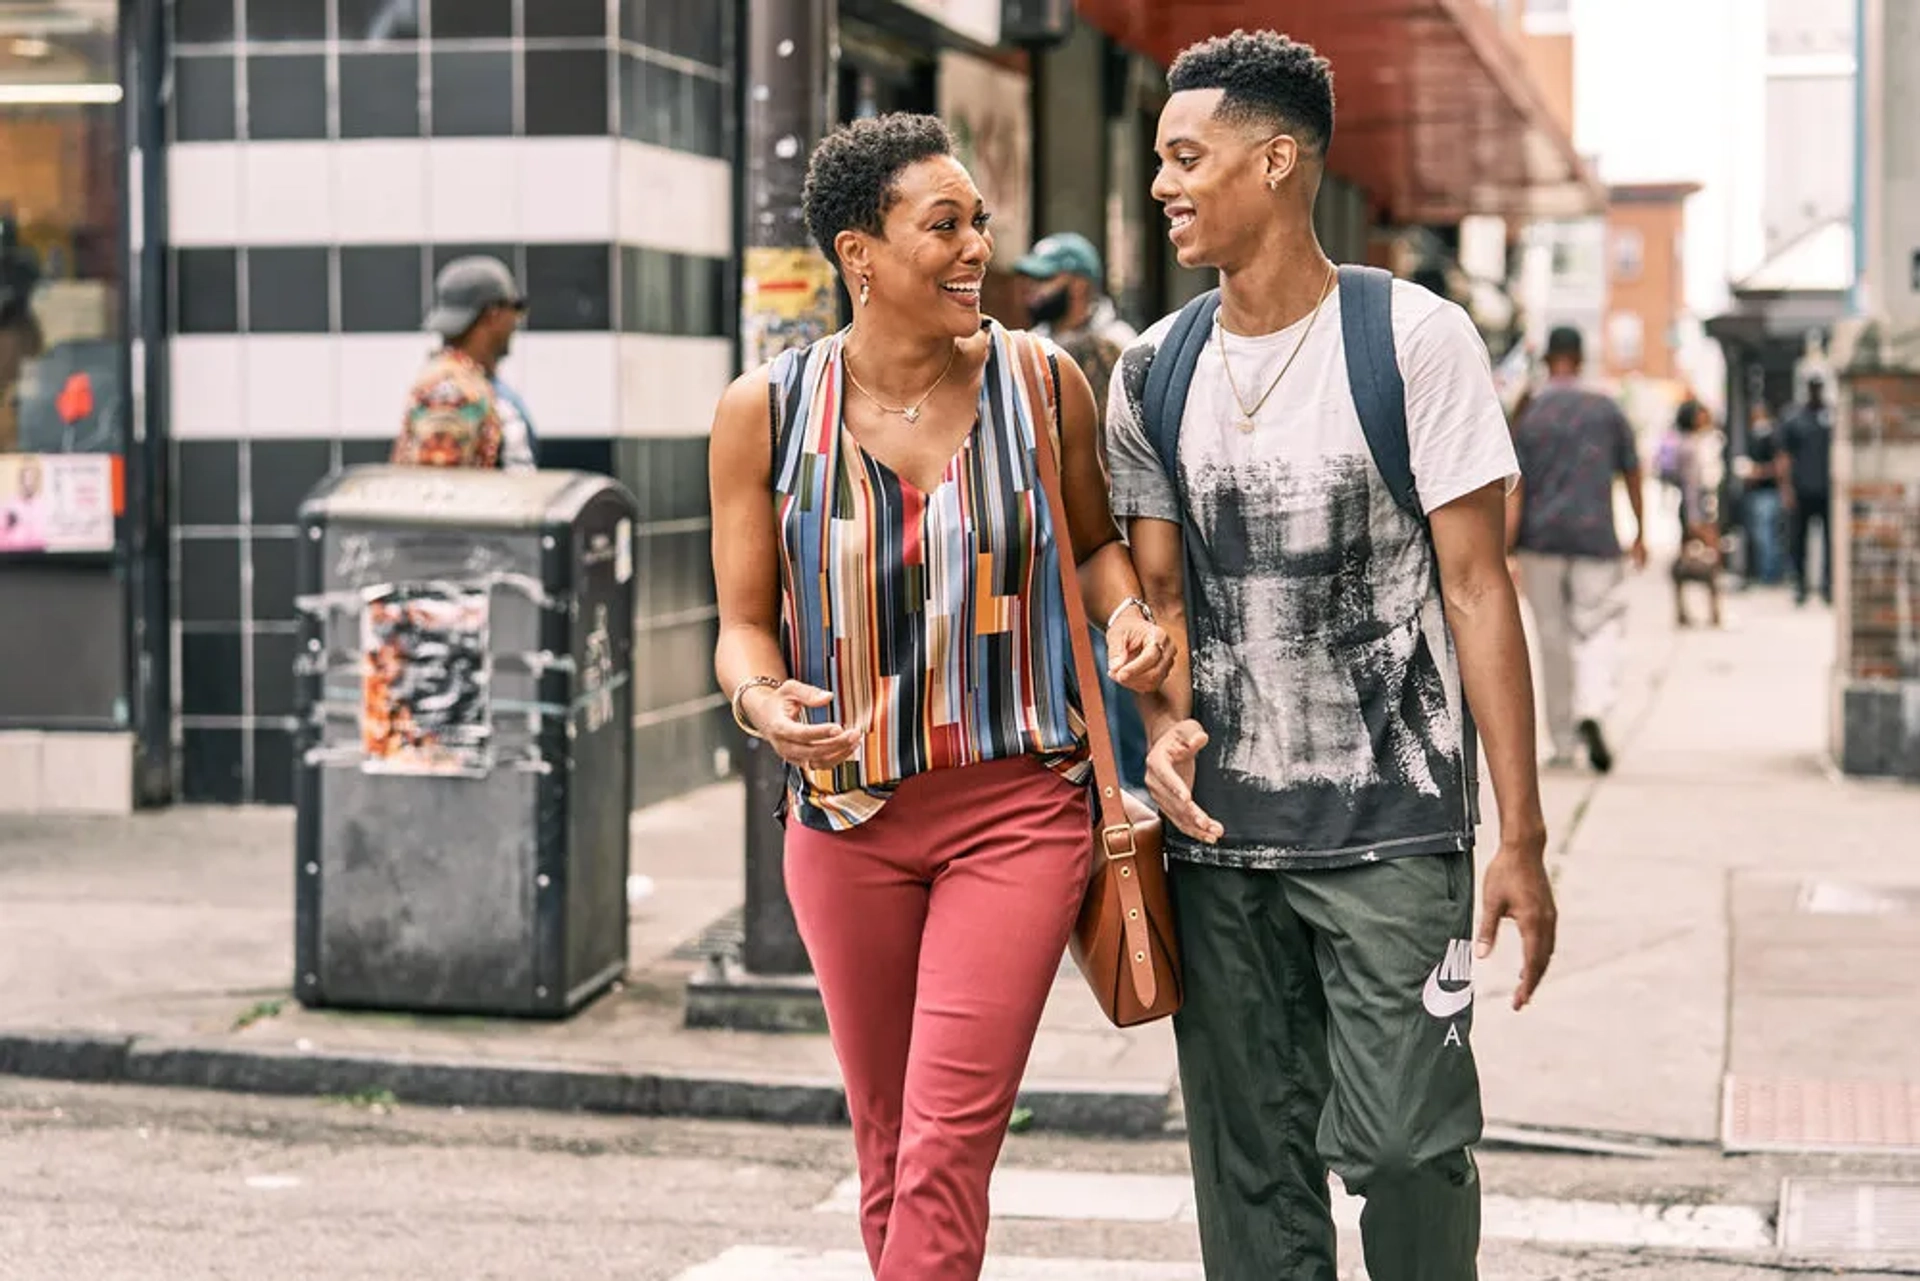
[0, 452, 118, 553]
[741, 246, 840, 365]
[359, 582, 493, 777]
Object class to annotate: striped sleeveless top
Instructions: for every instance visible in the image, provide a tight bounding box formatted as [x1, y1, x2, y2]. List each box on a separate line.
[771, 322, 1090, 832]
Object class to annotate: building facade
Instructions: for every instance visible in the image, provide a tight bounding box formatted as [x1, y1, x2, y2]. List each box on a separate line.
[1763, 0, 1855, 260]
[0, 0, 1593, 813]
[0, 0, 743, 810]
[1602, 183, 1699, 385]
[1707, 0, 1856, 468]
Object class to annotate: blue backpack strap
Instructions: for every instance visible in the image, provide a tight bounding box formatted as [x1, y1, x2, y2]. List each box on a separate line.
[1337, 265, 1420, 520]
[1141, 289, 1221, 494]
[1338, 266, 1481, 804]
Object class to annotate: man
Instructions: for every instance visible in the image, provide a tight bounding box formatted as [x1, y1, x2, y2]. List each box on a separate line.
[393, 256, 536, 470]
[1507, 326, 1647, 774]
[1106, 31, 1555, 1281]
[1780, 376, 1834, 606]
[1016, 230, 1150, 790]
[1740, 402, 1786, 586]
[1015, 231, 1137, 418]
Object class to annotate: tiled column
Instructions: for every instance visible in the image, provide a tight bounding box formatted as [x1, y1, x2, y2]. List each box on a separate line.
[165, 0, 737, 804]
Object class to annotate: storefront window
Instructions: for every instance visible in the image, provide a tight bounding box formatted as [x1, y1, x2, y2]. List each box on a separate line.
[0, 1, 122, 556]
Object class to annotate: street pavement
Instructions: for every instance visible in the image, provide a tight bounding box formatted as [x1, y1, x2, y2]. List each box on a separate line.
[5, 1076, 1920, 1280]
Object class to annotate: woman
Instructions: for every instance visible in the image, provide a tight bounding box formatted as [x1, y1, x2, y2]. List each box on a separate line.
[708, 114, 1174, 1280]
[1671, 399, 1724, 628]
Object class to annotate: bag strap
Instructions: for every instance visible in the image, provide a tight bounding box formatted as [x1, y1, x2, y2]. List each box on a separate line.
[1013, 333, 1129, 841]
[1141, 289, 1220, 491]
[1336, 264, 1420, 520]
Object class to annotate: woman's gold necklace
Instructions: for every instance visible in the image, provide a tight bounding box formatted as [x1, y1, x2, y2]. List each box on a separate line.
[1217, 262, 1338, 434]
[843, 339, 957, 425]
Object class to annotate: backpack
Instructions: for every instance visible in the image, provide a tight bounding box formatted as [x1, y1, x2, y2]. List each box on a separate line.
[1140, 264, 1421, 520]
[1653, 430, 1683, 487]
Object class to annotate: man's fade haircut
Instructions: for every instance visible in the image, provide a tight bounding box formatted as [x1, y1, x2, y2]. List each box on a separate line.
[802, 112, 955, 271]
[1167, 29, 1335, 156]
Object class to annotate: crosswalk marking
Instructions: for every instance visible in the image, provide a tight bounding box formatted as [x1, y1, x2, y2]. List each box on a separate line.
[670, 1248, 1204, 1280]
[816, 1167, 1773, 1252]
[672, 1169, 1777, 1279]
[815, 1168, 1196, 1224]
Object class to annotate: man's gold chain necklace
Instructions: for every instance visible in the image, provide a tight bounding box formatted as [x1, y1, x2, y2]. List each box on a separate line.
[1217, 263, 1338, 434]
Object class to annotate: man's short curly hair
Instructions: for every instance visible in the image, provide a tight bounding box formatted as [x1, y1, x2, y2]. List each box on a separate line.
[802, 113, 956, 271]
[1168, 29, 1335, 156]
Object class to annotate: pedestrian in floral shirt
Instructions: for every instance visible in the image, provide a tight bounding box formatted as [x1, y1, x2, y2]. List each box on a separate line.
[392, 256, 535, 470]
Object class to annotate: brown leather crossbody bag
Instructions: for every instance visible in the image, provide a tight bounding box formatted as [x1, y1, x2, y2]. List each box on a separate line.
[1014, 333, 1184, 1029]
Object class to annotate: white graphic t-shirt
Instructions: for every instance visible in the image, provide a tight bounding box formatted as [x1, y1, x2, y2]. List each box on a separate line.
[1106, 279, 1518, 869]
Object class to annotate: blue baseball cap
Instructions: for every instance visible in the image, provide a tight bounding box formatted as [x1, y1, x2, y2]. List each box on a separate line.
[1014, 232, 1104, 282]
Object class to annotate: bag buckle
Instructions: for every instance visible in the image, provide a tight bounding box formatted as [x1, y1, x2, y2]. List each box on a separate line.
[1102, 824, 1137, 860]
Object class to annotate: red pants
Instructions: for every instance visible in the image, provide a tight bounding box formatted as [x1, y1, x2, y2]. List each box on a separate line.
[785, 756, 1090, 1280]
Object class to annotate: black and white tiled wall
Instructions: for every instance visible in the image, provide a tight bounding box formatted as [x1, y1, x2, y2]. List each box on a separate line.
[169, 0, 738, 805]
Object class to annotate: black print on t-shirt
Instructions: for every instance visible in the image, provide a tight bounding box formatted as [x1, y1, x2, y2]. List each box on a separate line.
[1181, 452, 1463, 855]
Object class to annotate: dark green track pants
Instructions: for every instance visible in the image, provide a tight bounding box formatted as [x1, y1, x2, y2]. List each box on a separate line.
[1170, 852, 1485, 1281]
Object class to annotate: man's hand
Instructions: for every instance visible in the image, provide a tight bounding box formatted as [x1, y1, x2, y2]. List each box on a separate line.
[1628, 536, 1648, 571]
[1476, 833, 1557, 1010]
[1144, 720, 1223, 844]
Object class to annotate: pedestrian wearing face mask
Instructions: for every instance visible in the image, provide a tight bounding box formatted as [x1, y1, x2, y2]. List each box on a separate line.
[1015, 232, 1137, 421]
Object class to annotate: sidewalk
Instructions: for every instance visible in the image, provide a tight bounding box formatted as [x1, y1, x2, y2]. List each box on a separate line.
[1476, 569, 1920, 1145]
[0, 777, 1172, 1137]
[4, 571, 1917, 1144]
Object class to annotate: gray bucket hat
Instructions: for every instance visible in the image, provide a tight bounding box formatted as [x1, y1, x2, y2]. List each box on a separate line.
[425, 255, 524, 338]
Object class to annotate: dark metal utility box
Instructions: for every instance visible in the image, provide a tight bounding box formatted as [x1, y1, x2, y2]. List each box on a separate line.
[293, 466, 637, 1017]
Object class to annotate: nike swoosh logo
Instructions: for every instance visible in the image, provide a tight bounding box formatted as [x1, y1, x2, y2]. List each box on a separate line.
[1422, 966, 1474, 1020]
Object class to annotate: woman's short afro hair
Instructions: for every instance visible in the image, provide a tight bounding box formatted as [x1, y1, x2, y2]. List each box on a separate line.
[802, 112, 955, 271]
[1168, 29, 1335, 156]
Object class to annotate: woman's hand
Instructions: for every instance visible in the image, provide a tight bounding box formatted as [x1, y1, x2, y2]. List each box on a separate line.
[1106, 614, 1175, 695]
[743, 680, 862, 771]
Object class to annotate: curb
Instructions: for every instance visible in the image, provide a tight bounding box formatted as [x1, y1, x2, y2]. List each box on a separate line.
[0, 1029, 1171, 1139]
[0, 1030, 134, 1084]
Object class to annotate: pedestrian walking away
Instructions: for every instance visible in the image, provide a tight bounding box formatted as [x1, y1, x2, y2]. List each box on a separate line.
[1106, 31, 1557, 1281]
[391, 255, 538, 471]
[707, 113, 1175, 1281]
[1016, 229, 1152, 793]
[1738, 401, 1786, 586]
[1507, 325, 1648, 773]
[1780, 375, 1835, 606]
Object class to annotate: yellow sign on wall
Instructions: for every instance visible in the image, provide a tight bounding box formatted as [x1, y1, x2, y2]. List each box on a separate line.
[741, 246, 841, 366]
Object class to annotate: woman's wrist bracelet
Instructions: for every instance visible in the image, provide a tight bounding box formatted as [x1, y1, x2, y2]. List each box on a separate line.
[729, 676, 782, 739]
[1106, 596, 1153, 631]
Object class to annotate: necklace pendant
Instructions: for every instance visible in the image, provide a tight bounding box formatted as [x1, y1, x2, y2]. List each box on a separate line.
[903, 406, 921, 424]
[1237, 416, 1256, 434]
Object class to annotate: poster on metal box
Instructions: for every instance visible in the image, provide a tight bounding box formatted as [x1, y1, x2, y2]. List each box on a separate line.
[359, 583, 492, 776]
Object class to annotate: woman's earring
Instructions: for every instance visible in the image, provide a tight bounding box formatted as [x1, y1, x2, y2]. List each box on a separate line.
[859, 276, 871, 307]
